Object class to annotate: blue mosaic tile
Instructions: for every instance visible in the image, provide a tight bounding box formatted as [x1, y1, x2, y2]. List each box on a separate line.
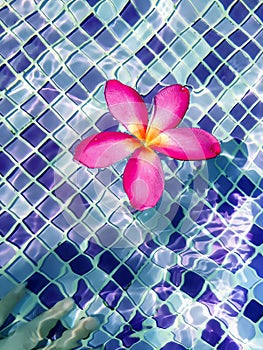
[9, 51, 31, 73]
[40, 283, 64, 308]
[217, 336, 241, 350]
[96, 30, 117, 50]
[24, 35, 47, 59]
[81, 14, 103, 36]
[99, 281, 122, 309]
[244, 299, 263, 323]
[73, 279, 93, 309]
[154, 304, 176, 329]
[181, 271, 205, 298]
[40, 25, 61, 45]
[0, 64, 16, 90]
[0, 152, 15, 176]
[136, 46, 155, 65]
[202, 319, 224, 347]
[0, 6, 19, 26]
[0, 35, 20, 59]
[80, 67, 104, 92]
[113, 265, 134, 290]
[38, 168, 62, 190]
[117, 325, 139, 347]
[26, 11, 47, 30]
[66, 83, 88, 105]
[70, 254, 93, 275]
[38, 82, 60, 103]
[27, 271, 49, 293]
[21, 96, 46, 118]
[120, 3, 140, 26]
[161, 342, 187, 350]
[98, 251, 120, 274]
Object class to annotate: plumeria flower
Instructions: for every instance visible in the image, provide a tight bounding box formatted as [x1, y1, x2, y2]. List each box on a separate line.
[74, 80, 221, 211]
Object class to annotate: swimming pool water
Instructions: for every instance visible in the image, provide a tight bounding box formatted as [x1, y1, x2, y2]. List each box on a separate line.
[0, 0, 263, 349]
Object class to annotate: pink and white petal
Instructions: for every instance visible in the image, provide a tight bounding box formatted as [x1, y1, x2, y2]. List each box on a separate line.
[151, 128, 221, 160]
[74, 131, 141, 168]
[105, 80, 148, 140]
[146, 85, 190, 141]
[123, 147, 164, 211]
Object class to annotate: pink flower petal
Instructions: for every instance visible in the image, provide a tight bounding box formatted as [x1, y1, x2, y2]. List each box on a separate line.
[105, 80, 148, 140]
[123, 147, 164, 210]
[74, 131, 141, 168]
[150, 128, 221, 160]
[146, 85, 190, 141]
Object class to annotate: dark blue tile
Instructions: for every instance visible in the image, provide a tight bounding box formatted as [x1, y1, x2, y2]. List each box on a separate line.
[228, 285, 248, 311]
[204, 52, 222, 70]
[40, 25, 61, 45]
[202, 319, 224, 346]
[204, 29, 222, 46]
[86, 0, 98, 5]
[217, 0, 232, 9]
[23, 211, 46, 233]
[68, 28, 89, 46]
[244, 41, 260, 59]
[68, 194, 90, 219]
[181, 271, 205, 298]
[242, 91, 257, 108]
[38, 167, 62, 190]
[95, 30, 117, 50]
[120, 3, 140, 26]
[0, 6, 19, 26]
[0, 152, 14, 176]
[55, 241, 78, 262]
[24, 35, 46, 59]
[251, 101, 263, 119]
[229, 2, 249, 24]
[161, 342, 187, 350]
[244, 299, 263, 322]
[216, 175, 233, 196]
[218, 202, 235, 216]
[230, 104, 246, 121]
[249, 224, 263, 246]
[167, 203, 185, 229]
[229, 30, 249, 46]
[249, 254, 263, 277]
[7, 168, 29, 191]
[217, 336, 241, 350]
[40, 283, 64, 308]
[73, 279, 93, 309]
[0, 314, 15, 333]
[125, 250, 146, 273]
[198, 286, 220, 310]
[147, 36, 165, 54]
[167, 232, 186, 252]
[153, 304, 176, 329]
[26, 11, 47, 29]
[0, 212, 16, 237]
[39, 139, 61, 161]
[39, 82, 60, 103]
[237, 175, 255, 196]
[168, 265, 186, 287]
[21, 123, 46, 147]
[84, 239, 103, 258]
[117, 325, 139, 347]
[215, 41, 234, 58]
[153, 281, 175, 301]
[38, 110, 61, 132]
[99, 281, 122, 309]
[136, 46, 155, 65]
[0, 64, 16, 90]
[255, 4, 263, 21]
[66, 83, 88, 105]
[37, 197, 61, 220]
[198, 115, 216, 132]
[9, 51, 31, 73]
[7, 224, 31, 247]
[193, 63, 210, 84]
[21, 95, 45, 117]
[22, 153, 47, 176]
[70, 254, 93, 275]
[130, 310, 147, 331]
[25, 238, 48, 262]
[158, 25, 175, 44]
[105, 339, 122, 350]
[241, 114, 257, 130]
[81, 14, 103, 36]
[217, 65, 236, 86]
[113, 265, 134, 289]
[27, 272, 49, 293]
[98, 251, 119, 273]
[47, 320, 66, 341]
[80, 67, 104, 92]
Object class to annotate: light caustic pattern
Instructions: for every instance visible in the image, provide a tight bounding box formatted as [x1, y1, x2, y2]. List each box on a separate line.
[0, 0, 263, 349]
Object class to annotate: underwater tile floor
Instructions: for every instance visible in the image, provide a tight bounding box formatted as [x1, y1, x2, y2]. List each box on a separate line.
[0, 0, 263, 349]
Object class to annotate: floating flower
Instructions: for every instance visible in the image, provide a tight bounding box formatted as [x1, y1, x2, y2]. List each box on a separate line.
[74, 80, 221, 211]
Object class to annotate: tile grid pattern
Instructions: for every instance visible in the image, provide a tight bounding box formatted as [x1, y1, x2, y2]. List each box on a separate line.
[0, 0, 263, 349]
